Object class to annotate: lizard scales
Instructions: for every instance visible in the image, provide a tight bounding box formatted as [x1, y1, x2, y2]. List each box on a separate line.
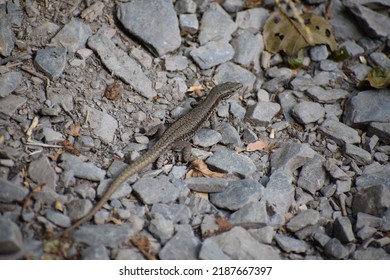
[55, 82, 243, 239]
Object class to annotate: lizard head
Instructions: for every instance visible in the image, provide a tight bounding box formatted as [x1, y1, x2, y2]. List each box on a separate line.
[215, 82, 244, 101]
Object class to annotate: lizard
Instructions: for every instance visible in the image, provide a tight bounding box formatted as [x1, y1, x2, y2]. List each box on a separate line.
[53, 82, 243, 240]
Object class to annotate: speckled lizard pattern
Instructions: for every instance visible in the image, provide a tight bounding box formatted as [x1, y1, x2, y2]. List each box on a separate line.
[53, 82, 243, 239]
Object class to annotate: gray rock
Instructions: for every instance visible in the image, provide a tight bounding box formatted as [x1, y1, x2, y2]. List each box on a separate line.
[198, 238, 231, 260]
[343, 1, 390, 38]
[306, 86, 349, 103]
[88, 34, 156, 99]
[313, 232, 331, 247]
[262, 75, 291, 93]
[374, 152, 389, 163]
[333, 216, 355, 243]
[216, 123, 242, 147]
[292, 101, 325, 124]
[278, 90, 298, 123]
[133, 177, 180, 205]
[210, 179, 264, 211]
[271, 143, 316, 174]
[310, 45, 329, 61]
[213, 62, 257, 91]
[151, 203, 191, 224]
[323, 159, 350, 180]
[193, 128, 222, 147]
[73, 224, 134, 247]
[286, 209, 320, 232]
[50, 19, 92, 53]
[369, 52, 390, 69]
[164, 55, 189, 71]
[185, 177, 229, 193]
[229, 101, 246, 119]
[290, 75, 315, 91]
[0, 72, 22, 98]
[28, 156, 57, 190]
[208, 226, 281, 259]
[356, 212, 383, 229]
[59, 153, 105, 181]
[0, 178, 29, 203]
[297, 154, 326, 195]
[319, 197, 334, 219]
[336, 178, 352, 193]
[159, 230, 201, 260]
[242, 128, 258, 143]
[352, 247, 389, 260]
[368, 122, 390, 142]
[83, 105, 118, 143]
[34, 47, 67, 80]
[348, 63, 372, 82]
[340, 40, 365, 57]
[230, 201, 282, 227]
[352, 185, 390, 216]
[41, 127, 64, 143]
[179, 14, 198, 34]
[236, 8, 269, 33]
[357, 226, 377, 240]
[0, 218, 23, 254]
[206, 149, 256, 177]
[318, 120, 360, 145]
[259, 171, 295, 225]
[45, 210, 71, 228]
[231, 31, 263, 69]
[248, 226, 275, 244]
[66, 198, 93, 221]
[324, 238, 349, 259]
[175, 0, 196, 13]
[245, 101, 280, 126]
[148, 213, 174, 243]
[198, 3, 236, 45]
[117, 0, 181, 56]
[222, 0, 245, 13]
[274, 234, 310, 253]
[0, 14, 15, 56]
[0, 94, 26, 116]
[190, 40, 234, 69]
[82, 245, 109, 260]
[343, 143, 372, 165]
[319, 60, 338, 71]
[344, 89, 390, 126]
[356, 164, 390, 189]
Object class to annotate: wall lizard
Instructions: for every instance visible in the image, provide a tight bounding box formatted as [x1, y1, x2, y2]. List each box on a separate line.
[54, 82, 243, 239]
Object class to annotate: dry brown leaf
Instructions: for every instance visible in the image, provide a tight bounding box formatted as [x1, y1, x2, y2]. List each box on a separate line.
[202, 215, 233, 239]
[104, 81, 122, 100]
[68, 123, 81, 136]
[60, 140, 81, 156]
[130, 234, 157, 260]
[194, 192, 209, 200]
[54, 200, 64, 212]
[186, 159, 226, 179]
[246, 140, 280, 152]
[187, 85, 205, 92]
[106, 217, 122, 225]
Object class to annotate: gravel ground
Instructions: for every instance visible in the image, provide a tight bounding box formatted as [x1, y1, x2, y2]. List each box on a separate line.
[0, 0, 390, 260]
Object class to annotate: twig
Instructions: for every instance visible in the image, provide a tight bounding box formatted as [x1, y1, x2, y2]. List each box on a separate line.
[20, 66, 50, 90]
[325, 0, 334, 20]
[26, 140, 63, 148]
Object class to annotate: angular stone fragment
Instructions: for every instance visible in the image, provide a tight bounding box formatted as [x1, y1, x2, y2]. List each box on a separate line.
[117, 0, 181, 56]
[319, 119, 360, 145]
[271, 143, 316, 174]
[208, 227, 281, 259]
[190, 40, 234, 69]
[34, 47, 67, 80]
[344, 89, 390, 126]
[51, 19, 92, 53]
[291, 101, 325, 124]
[88, 34, 156, 99]
[198, 3, 237, 45]
[0, 72, 22, 98]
